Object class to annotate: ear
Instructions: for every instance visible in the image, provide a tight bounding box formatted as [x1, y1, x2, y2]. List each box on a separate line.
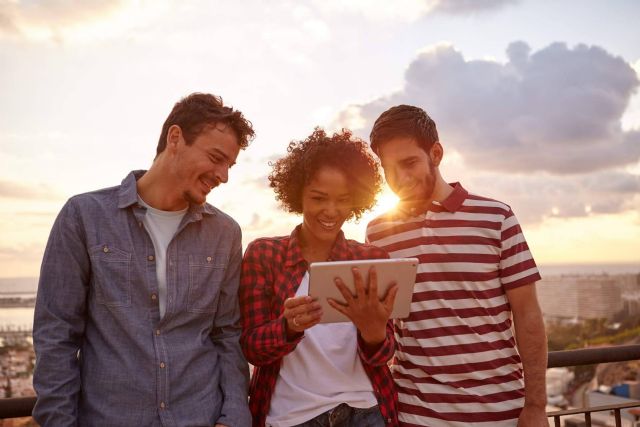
[430, 142, 444, 166]
[166, 125, 183, 153]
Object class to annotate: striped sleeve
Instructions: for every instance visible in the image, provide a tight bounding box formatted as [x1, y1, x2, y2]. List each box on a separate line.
[499, 209, 541, 290]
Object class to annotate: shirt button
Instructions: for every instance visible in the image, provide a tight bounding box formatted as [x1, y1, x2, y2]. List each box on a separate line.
[160, 362, 166, 368]
[155, 329, 161, 336]
[160, 401, 165, 409]
[103, 246, 109, 253]
[151, 293, 157, 301]
[148, 255, 154, 261]
[206, 256, 212, 262]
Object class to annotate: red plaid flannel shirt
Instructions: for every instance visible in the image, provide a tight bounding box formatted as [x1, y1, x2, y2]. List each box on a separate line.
[239, 225, 398, 427]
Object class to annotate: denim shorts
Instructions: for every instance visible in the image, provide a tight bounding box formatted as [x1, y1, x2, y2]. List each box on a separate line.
[292, 403, 385, 427]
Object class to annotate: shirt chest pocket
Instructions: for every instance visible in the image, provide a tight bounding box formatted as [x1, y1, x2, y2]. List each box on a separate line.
[89, 244, 132, 307]
[188, 253, 228, 314]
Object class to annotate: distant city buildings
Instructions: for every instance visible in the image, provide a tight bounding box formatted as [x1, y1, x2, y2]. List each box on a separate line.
[0, 348, 35, 398]
[537, 273, 640, 322]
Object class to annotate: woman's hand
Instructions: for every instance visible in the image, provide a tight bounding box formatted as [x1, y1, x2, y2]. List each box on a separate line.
[328, 267, 398, 345]
[283, 295, 322, 339]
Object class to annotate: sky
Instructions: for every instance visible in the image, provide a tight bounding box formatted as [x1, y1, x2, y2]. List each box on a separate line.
[1, 0, 639, 277]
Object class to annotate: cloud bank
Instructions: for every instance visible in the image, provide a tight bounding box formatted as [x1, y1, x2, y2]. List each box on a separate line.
[338, 41, 640, 174]
[336, 41, 640, 222]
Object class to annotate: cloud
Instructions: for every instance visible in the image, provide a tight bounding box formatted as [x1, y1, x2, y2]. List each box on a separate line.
[432, 0, 517, 15]
[337, 41, 640, 175]
[0, 0, 165, 42]
[0, 180, 62, 200]
[467, 170, 640, 223]
[312, 0, 515, 22]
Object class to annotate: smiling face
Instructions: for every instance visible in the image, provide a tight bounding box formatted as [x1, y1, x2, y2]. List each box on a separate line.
[173, 124, 240, 206]
[300, 166, 353, 248]
[378, 135, 437, 203]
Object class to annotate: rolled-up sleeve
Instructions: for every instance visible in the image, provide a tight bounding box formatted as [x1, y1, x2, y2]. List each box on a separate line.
[32, 198, 89, 426]
[239, 240, 304, 367]
[211, 224, 251, 427]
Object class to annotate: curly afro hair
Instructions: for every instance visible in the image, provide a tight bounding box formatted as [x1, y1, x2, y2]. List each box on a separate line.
[269, 128, 382, 221]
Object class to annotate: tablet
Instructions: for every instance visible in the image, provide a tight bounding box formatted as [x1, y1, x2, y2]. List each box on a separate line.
[308, 258, 418, 323]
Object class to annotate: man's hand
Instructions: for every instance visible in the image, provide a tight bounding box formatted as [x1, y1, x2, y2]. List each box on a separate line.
[328, 267, 398, 345]
[517, 404, 549, 426]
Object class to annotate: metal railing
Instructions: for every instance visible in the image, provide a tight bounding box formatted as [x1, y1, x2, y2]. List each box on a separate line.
[2, 344, 639, 422]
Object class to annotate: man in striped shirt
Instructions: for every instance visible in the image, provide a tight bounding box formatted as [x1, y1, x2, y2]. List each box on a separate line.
[365, 105, 548, 426]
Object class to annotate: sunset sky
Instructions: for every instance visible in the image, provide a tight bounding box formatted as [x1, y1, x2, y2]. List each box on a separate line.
[1, 0, 639, 277]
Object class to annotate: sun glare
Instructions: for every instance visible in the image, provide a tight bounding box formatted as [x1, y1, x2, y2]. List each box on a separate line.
[373, 189, 400, 216]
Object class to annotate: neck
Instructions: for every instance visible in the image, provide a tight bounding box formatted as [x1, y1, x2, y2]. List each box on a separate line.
[137, 163, 188, 211]
[430, 173, 454, 205]
[298, 226, 335, 263]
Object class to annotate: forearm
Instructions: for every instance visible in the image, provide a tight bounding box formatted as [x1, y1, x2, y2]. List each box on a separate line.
[514, 305, 548, 408]
[211, 324, 251, 427]
[32, 326, 82, 426]
[241, 316, 302, 366]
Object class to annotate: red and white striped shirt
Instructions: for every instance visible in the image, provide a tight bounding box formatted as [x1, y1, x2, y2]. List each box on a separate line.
[366, 183, 541, 427]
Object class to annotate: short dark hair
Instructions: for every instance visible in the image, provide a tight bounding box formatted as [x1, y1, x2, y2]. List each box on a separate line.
[369, 104, 438, 155]
[156, 92, 255, 156]
[269, 128, 382, 221]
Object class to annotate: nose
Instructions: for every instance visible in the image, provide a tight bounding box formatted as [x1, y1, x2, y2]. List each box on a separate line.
[387, 167, 405, 187]
[323, 200, 339, 217]
[215, 166, 229, 184]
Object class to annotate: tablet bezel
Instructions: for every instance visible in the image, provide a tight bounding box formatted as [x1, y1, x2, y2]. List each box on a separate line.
[308, 258, 418, 324]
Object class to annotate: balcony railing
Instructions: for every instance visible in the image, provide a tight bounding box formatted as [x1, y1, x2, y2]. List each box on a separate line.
[2, 344, 639, 423]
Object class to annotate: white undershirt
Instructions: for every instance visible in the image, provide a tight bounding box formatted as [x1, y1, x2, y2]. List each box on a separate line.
[266, 272, 377, 427]
[137, 196, 187, 318]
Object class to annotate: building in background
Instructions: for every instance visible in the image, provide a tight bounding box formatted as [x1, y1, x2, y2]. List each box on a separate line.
[537, 274, 640, 322]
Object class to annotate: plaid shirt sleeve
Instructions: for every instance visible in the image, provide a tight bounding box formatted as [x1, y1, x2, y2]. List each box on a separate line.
[357, 320, 395, 366]
[350, 243, 398, 426]
[354, 247, 396, 367]
[239, 238, 303, 366]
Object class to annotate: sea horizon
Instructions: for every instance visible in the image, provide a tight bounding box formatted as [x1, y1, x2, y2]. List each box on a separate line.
[0, 262, 638, 294]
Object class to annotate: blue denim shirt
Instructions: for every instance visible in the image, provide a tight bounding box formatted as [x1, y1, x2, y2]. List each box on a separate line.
[33, 171, 251, 427]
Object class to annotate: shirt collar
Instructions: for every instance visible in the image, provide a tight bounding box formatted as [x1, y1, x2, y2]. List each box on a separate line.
[396, 182, 468, 218]
[439, 182, 468, 213]
[117, 170, 217, 216]
[284, 224, 350, 267]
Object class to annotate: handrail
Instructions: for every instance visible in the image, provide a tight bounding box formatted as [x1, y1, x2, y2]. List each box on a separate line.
[1, 345, 639, 419]
[0, 396, 36, 419]
[547, 344, 640, 368]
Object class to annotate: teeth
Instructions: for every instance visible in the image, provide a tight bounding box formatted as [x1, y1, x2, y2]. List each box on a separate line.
[319, 220, 336, 228]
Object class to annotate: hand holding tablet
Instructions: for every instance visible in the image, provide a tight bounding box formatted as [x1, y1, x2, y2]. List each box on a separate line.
[308, 258, 418, 324]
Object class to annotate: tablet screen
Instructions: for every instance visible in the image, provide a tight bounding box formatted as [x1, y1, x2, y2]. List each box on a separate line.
[308, 258, 418, 323]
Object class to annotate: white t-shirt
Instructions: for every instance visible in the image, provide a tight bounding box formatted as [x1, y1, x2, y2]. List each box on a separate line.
[266, 272, 377, 427]
[138, 196, 187, 318]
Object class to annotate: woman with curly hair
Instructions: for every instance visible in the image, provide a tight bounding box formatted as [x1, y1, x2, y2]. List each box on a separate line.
[239, 128, 399, 427]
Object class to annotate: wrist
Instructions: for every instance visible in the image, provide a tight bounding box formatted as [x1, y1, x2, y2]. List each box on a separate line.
[360, 328, 386, 346]
[283, 317, 303, 341]
[524, 399, 547, 409]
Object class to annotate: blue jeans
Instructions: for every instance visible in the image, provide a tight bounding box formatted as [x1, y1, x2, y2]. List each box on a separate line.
[293, 403, 385, 427]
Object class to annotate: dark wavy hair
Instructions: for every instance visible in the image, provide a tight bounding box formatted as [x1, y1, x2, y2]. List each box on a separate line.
[269, 128, 382, 221]
[369, 104, 438, 155]
[156, 92, 255, 156]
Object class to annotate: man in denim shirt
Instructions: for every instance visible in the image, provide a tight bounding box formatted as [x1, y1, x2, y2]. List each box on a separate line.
[33, 93, 255, 426]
